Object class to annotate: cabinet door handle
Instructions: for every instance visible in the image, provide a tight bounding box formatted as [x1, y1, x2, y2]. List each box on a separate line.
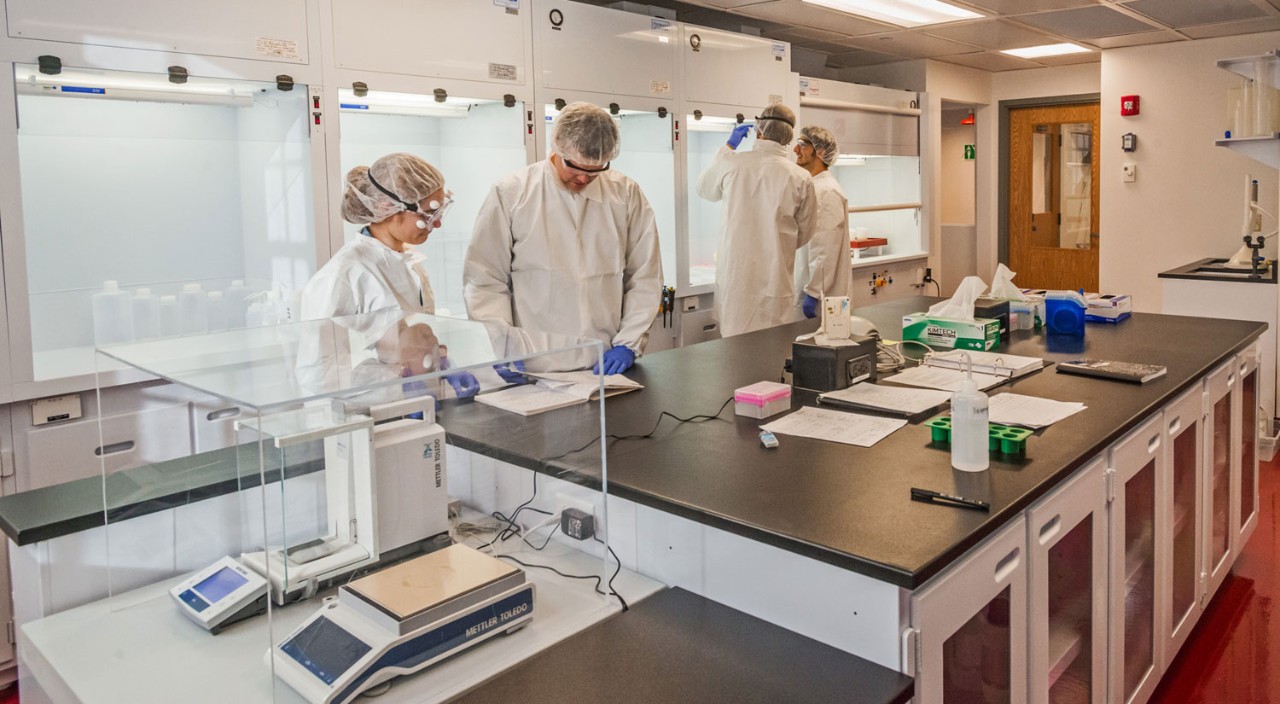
[206, 407, 241, 422]
[1148, 433, 1161, 454]
[1169, 416, 1182, 435]
[94, 440, 135, 457]
[1038, 515, 1061, 545]
[994, 547, 1020, 583]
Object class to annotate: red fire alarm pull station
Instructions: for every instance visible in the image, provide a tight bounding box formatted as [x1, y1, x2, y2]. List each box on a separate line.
[1121, 95, 1140, 116]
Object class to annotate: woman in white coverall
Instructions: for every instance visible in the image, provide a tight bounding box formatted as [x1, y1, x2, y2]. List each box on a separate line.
[302, 152, 452, 320]
[696, 103, 817, 337]
[793, 125, 853, 318]
[463, 102, 663, 376]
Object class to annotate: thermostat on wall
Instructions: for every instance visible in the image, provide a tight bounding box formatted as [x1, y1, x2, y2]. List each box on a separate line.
[32, 394, 82, 426]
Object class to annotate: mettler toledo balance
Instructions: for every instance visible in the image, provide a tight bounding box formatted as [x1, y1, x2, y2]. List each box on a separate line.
[271, 544, 534, 704]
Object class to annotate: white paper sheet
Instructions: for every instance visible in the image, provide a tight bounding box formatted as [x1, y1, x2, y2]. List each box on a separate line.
[475, 385, 585, 416]
[524, 371, 643, 401]
[760, 407, 906, 447]
[882, 365, 1005, 392]
[818, 384, 951, 415]
[988, 393, 1086, 429]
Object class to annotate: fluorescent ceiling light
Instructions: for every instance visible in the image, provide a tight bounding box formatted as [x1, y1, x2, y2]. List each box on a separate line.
[1002, 43, 1091, 59]
[802, 0, 981, 28]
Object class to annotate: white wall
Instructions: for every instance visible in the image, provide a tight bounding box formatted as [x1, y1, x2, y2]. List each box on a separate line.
[1101, 33, 1280, 311]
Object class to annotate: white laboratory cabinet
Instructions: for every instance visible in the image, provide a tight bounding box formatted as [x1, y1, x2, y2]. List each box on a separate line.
[1026, 457, 1107, 704]
[1233, 345, 1260, 556]
[1161, 385, 1204, 663]
[908, 516, 1027, 703]
[1107, 414, 1166, 704]
[1202, 361, 1236, 600]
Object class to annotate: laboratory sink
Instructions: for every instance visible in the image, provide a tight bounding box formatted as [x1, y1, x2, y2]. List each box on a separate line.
[1159, 258, 1277, 283]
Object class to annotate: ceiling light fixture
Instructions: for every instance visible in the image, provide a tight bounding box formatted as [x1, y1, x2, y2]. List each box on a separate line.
[1001, 43, 1091, 59]
[801, 0, 982, 28]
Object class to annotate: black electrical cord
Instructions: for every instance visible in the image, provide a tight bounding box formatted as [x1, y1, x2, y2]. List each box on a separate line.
[931, 279, 942, 296]
[497, 548, 628, 612]
[542, 397, 735, 464]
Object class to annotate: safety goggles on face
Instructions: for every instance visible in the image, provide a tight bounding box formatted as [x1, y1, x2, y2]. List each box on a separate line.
[794, 138, 814, 150]
[417, 191, 454, 226]
[755, 113, 796, 128]
[562, 157, 611, 176]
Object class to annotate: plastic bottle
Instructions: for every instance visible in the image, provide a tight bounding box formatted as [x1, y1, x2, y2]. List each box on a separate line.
[207, 291, 228, 331]
[265, 290, 284, 324]
[132, 288, 160, 340]
[226, 279, 250, 328]
[951, 352, 990, 472]
[159, 295, 181, 337]
[90, 280, 134, 345]
[179, 283, 208, 335]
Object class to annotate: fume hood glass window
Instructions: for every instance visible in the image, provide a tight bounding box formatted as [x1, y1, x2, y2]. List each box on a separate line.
[14, 64, 316, 381]
[686, 114, 756, 289]
[339, 90, 528, 318]
[543, 105, 676, 295]
[832, 155, 923, 259]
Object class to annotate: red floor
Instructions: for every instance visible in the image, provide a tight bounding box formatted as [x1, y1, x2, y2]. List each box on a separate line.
[1150, 457, 1280, 703]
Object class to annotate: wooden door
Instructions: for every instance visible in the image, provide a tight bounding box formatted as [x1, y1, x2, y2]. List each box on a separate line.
[1009, 103, 1100, 290]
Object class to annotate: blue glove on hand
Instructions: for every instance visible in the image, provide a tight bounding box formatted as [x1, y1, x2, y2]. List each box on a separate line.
[493, 360, 528, 385]
[593, 345, 636, 376]
[445, 371, 480, 399]
[802, 294, 820, 319]
[727, 123, 753, 150]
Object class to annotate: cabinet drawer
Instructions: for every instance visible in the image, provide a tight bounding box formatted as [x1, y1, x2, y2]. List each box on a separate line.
[24, 404, 192, 490]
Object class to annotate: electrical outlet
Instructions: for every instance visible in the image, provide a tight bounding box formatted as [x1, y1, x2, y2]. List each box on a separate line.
[556, 493, 595, 523]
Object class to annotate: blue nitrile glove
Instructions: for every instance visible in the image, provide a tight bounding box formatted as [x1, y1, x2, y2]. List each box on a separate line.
[493, 360, 528, 385]
[445, 371, 480, 399]
[727, 123, 753, 150]
[593, 345, 636, 376]
[802, 294, 819, 319]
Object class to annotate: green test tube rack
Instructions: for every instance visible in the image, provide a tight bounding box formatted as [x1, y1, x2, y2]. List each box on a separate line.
[925, 415, 1034, 456]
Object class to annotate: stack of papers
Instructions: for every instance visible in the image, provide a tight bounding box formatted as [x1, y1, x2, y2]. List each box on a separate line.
[988, 393, 1086, 429]
[759, 407, 906, 447]
[818, 384, 951, 416]
[882, 365, 1005, 392]
[476, 371, 643, 416]
[927, 350, 1045, 378]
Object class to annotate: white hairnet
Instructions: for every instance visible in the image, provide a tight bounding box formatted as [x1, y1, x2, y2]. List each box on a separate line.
[757, 103, 795, 145]
[801, 125, 839, 166]
[342, 152, 445, 225]
[551, 102, 620, 165]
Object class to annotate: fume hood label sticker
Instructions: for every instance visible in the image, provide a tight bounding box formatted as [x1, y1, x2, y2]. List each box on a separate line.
[651, 18, 672, 34]
[256, 37, 299, 60]
[772, 42, 787, 61]
[806, 79, 820, 96]
[650, 80, 672, 96]
[494, 0, 519, 11]
[489, 63, 518, 81]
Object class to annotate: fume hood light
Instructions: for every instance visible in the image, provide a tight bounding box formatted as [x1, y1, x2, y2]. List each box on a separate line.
[543, 105, 650, 120]
[801, 0, 981, 27]
[1001, 43, 1090, 59]
[14, 64, 260, 106]
[835, 155, 868, 166]
[337, 88, 479, 117]
[961, 112, 974, 125]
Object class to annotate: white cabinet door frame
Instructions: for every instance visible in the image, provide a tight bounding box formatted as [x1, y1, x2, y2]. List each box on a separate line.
[1161, 384, 1205, 664]
[1203, 360, 1236, 601]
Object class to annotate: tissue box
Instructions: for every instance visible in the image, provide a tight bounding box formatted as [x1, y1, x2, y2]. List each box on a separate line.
[902, 314, 1000, 351]
[734, 381, 792, 419]
[1084, 293, 1132, 323]
[974, 297, 1010, 340]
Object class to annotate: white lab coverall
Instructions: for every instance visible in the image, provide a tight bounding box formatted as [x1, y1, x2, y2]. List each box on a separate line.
[696, 140, 817, 337]
[795, 170, 853, 304]
[463, 160, 663, 355]
[300, 232, 435, 321]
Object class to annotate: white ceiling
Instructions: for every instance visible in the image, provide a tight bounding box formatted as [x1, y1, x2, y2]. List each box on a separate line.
[578, 0, 1280, 71]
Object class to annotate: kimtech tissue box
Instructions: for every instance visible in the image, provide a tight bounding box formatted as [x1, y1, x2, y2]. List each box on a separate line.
[902, 314, 1001, 351]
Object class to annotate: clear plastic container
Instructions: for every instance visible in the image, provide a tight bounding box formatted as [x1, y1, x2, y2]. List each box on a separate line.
[158, 295, 181, 337]
[226, 279, 250, 329]
[91, 280, 134, 346]
[179, 283, 208, 335]
[206, 291, 228, 332]
[131, 288, 159, 340]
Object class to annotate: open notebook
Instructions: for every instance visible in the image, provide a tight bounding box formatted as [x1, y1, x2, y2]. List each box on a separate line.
[476, 371, 643, 416]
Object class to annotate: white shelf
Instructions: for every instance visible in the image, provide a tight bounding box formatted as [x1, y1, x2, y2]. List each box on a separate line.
[1214, 135, 1280, 169]
[1217, 50, 1280, 89]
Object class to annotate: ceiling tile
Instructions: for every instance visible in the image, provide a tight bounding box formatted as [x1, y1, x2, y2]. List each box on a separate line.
[732, 0, 898, 37]
[764, 26, 856, 43]
[1015, 6, 1157, 38]
[936, 51, 1042, 71]
[1032, 51, 1103, 66]
[843, 30, 983, 58]
[690, 0, 779, 8]
[1123, 0, 1269, 29]
[923, 19, 1061, 50]
[1180, 16, 1280, 39]
[1089, 30, 1184, 48]
[824, 49, 908, 67]
[956, 0, 1098, 13]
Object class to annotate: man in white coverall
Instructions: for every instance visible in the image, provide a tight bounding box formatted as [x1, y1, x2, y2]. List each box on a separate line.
[696, 103, 816, 337]
[463, 102, 662, 375]
[793, 125, 853, 319]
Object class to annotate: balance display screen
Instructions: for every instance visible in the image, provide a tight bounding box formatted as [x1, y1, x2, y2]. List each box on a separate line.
[281, 617, 372, 685]
[193, 566, 248, 604]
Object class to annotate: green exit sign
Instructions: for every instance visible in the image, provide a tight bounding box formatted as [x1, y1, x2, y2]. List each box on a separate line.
[963, 144, 975, 160]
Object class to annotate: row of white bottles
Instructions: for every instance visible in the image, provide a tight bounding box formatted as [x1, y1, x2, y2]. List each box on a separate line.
[92, 279, 275, 345]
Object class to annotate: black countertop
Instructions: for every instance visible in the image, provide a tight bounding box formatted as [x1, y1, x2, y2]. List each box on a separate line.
[449, 587, 913, 704]
[1158, 257, 1276, 284]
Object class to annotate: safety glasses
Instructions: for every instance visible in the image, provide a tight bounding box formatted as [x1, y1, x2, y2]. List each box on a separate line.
[562, 157, 611, 176]
[417, 190, 454, 228]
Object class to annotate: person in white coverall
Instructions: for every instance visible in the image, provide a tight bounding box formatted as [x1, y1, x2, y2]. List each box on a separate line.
[463, 101, 663, 376]
[793, 125, 853, 319]
[696, 103, 817, 337]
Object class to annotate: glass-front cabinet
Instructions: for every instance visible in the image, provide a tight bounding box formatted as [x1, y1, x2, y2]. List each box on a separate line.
[1027, 459, 1107, 704]
[6, 63, 321, 383]
[1234, 347, 1260, 551]
[1109, 414, 1165, 704]
[1163, 386, 1204, 663]
[1203, 361, 1236, 598]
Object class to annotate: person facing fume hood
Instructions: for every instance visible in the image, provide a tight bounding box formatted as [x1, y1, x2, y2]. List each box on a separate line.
[302, 152, 453, 320]
[696, 103, 817, 337]
[793, 125, 852, 319]
[463, 101, 663, 376]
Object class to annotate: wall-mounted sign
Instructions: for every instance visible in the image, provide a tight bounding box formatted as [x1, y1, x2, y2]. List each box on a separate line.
[963, 144, 975, 160]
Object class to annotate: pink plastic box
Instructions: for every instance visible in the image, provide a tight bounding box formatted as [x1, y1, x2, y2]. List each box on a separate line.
[734, 381, 792, 419]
